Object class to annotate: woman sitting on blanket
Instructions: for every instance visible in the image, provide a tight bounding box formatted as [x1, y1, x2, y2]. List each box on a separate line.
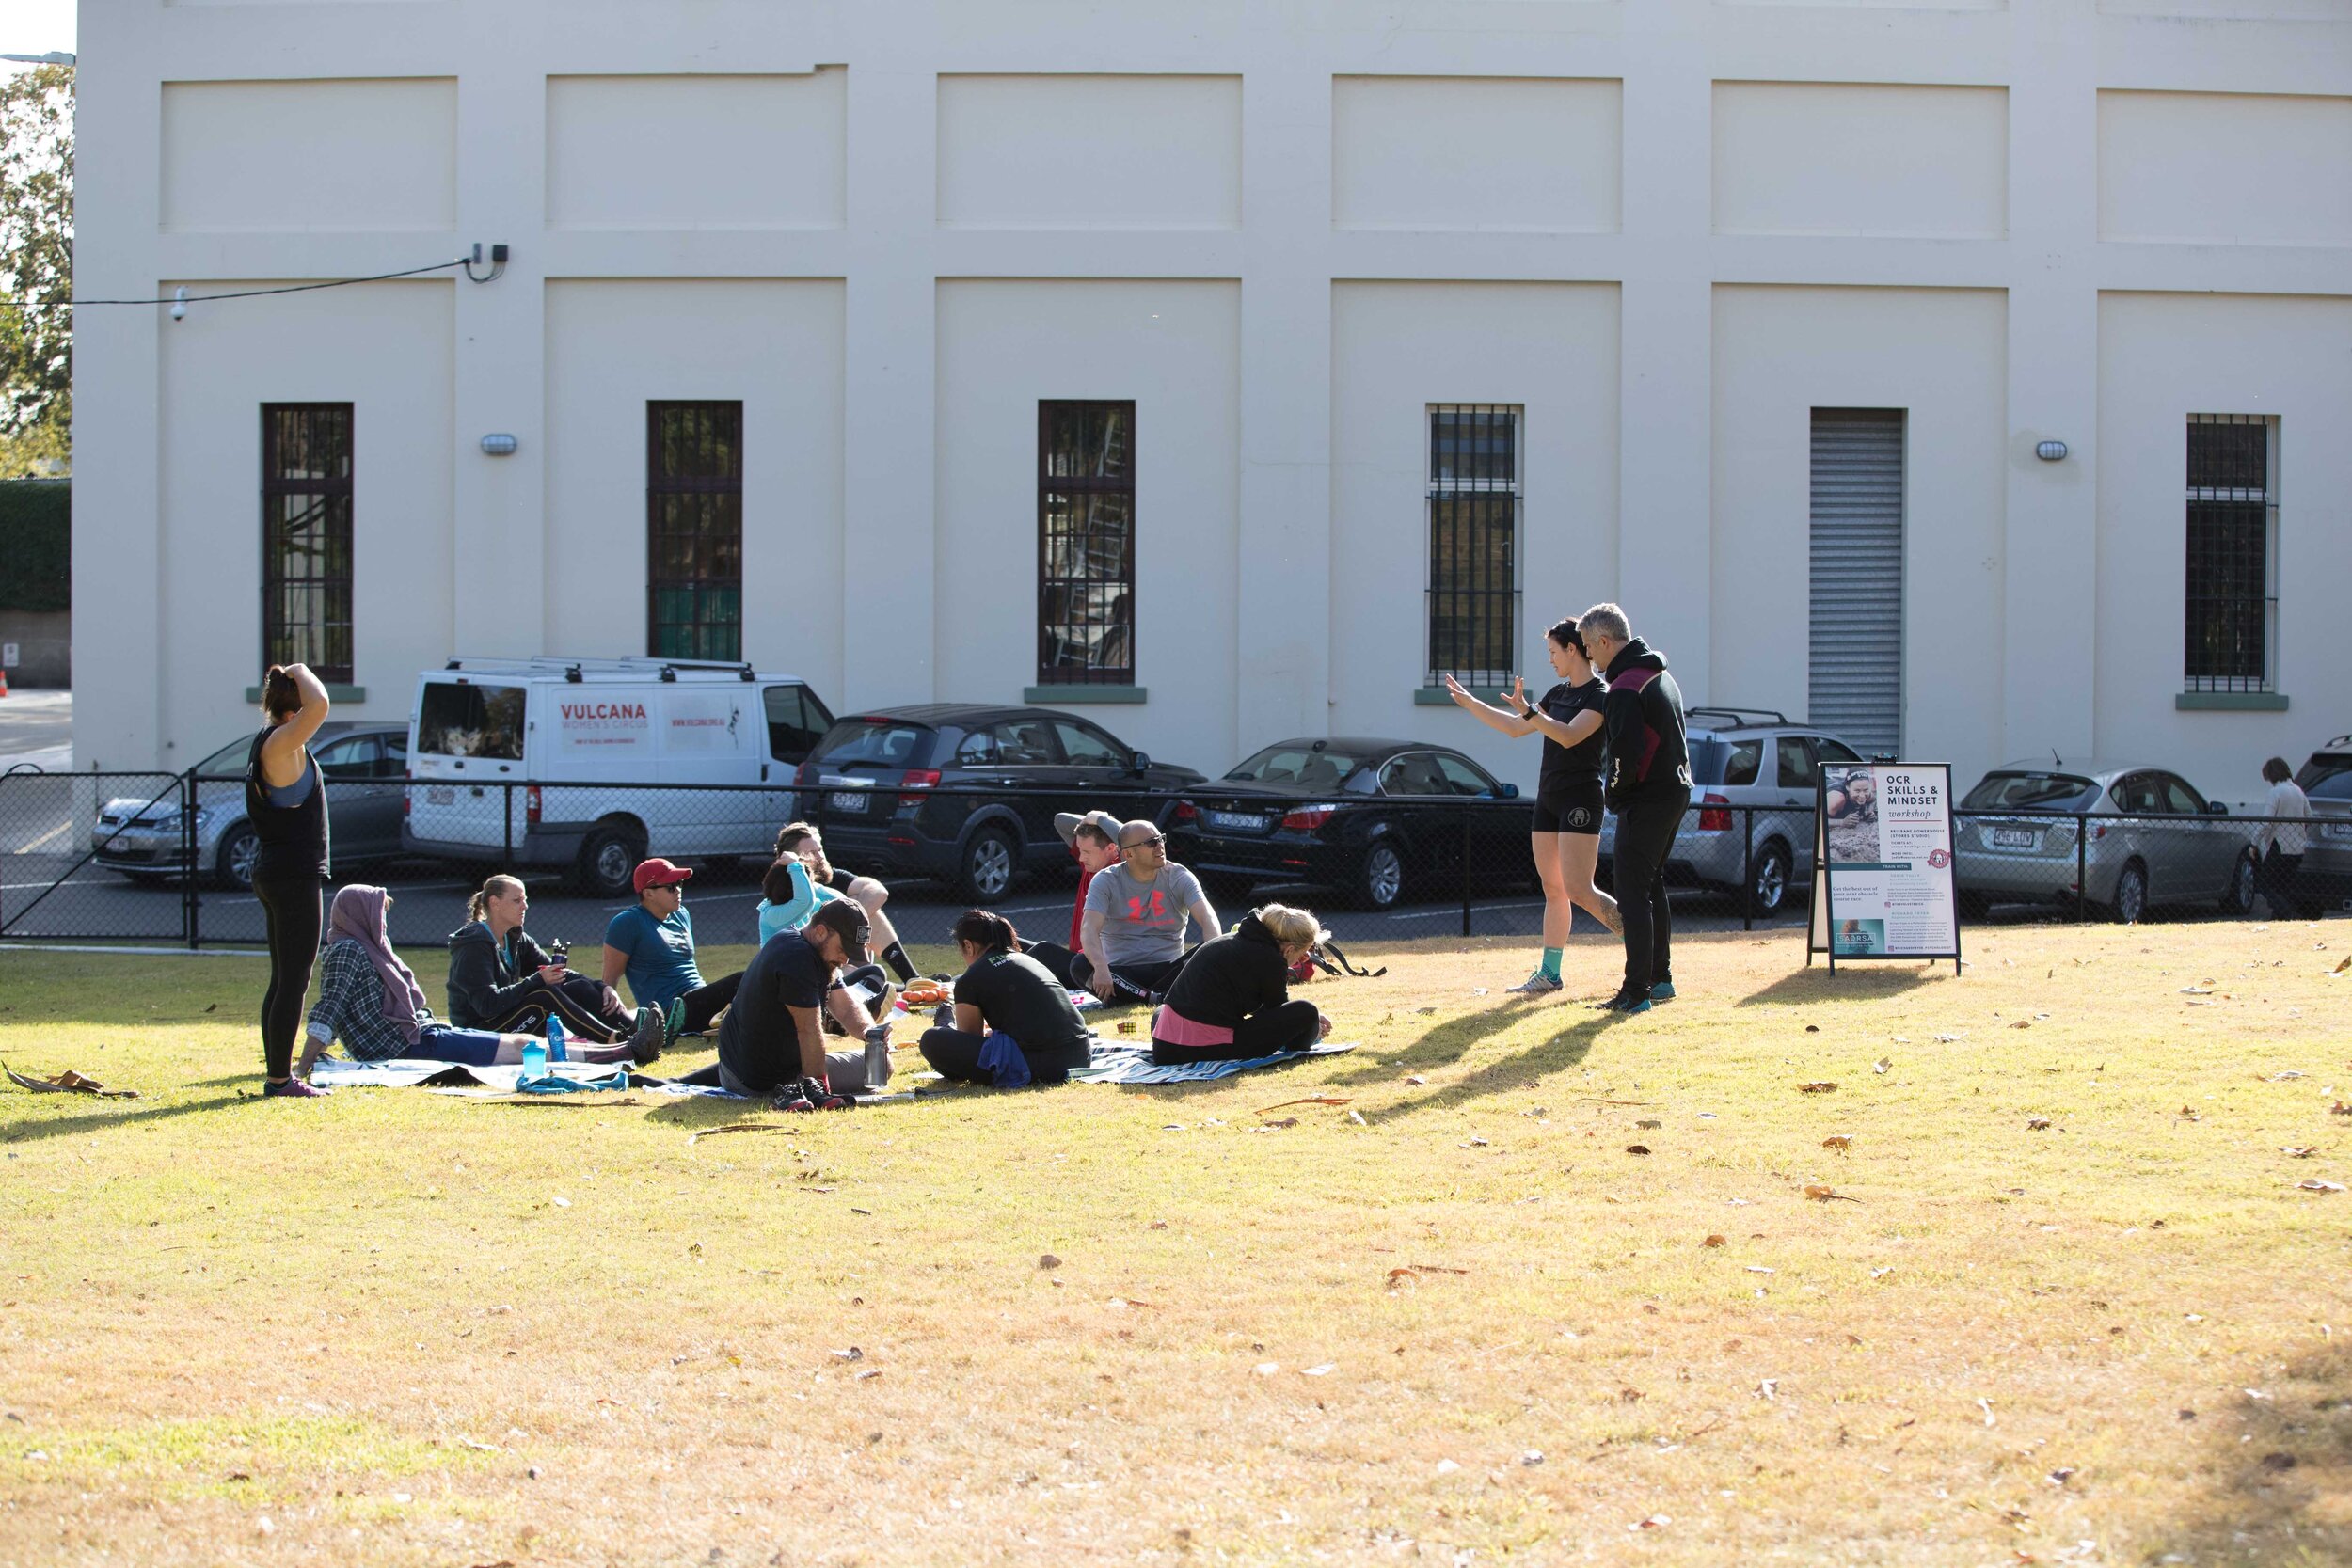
[918, 910, 1092, 1088]
[446, 874, 664, 1058]
[1150, 904, 1333, 1065]
[303, 886, 657, 1070]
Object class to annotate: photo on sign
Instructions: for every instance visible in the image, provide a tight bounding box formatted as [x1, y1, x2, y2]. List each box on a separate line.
[1821, 764, 1881, 865]
[1833, 917, 1886, 957]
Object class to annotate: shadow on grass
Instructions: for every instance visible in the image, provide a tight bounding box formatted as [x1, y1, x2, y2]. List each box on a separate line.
[1353, 1009, 1622, 1125]
[0, 1091, 246, 1146]
[2143, 1338, 2352, 1566]
[1323, 1000, 1542, 1089]
[1734, 964, 1946, 1008]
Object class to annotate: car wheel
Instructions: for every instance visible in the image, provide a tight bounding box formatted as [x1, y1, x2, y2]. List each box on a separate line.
[2107, 861, 2148, 925]
[2220, 851, 2257, 916]
[1355, 839, 1406, 911]
[573, 822, 646, 898]
[959, 826, 1018, 901]
[1747, 839, 1791, 917]
[215, 823, 260, 891]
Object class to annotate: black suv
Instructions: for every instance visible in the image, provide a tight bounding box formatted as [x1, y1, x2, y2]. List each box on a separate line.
[792, 705, 1205, 897]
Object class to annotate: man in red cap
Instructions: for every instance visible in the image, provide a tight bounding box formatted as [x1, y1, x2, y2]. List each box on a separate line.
[600, 858, 744, 1045]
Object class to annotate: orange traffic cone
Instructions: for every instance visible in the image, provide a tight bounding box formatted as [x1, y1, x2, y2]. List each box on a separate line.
[0, 668, 10, 698]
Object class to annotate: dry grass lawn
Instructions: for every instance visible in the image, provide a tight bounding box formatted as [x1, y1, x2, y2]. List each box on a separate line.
[1, 922, 2349, 1567]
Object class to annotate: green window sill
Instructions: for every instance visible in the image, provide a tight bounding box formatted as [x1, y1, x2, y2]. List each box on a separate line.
[2174, 691, 2287, 712]
[1414, 685, 1506, 705]
[1024, 685, 1146, 705]
[244, 683, 368, 704]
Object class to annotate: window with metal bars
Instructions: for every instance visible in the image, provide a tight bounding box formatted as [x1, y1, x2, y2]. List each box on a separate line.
[1037, 401, 1136, 686]
[647, 402, 744, 661]
[261, 404, 355, 685]
[1426, 404, 1521, 686]
[2183, 414, 2278, 694]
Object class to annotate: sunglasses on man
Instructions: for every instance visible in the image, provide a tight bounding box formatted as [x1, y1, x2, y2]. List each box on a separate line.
[1121, 834, 1165, 851]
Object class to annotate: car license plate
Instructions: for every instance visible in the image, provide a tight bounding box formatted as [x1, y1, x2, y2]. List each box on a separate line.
[2327, 821, 2352, 840]
[828, 789, 868, 813]
[1990, 826, 2037, 849]
[426, 786, 455, 806]
[1207, 810, 1268, 832]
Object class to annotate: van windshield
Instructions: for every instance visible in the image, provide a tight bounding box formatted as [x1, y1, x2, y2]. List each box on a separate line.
[1962, 771, 2100, 812]
[417, 682, 526, 760]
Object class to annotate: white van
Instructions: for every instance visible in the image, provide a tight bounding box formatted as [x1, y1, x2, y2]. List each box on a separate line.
[403, 657, 834, 896]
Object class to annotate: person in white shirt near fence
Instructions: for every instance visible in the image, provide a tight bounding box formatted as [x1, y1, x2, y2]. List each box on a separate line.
[2255, 756, 2312, 918]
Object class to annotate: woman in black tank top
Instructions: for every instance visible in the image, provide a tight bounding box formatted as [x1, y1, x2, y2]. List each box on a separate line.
[246, 663, 335, 1096]
[1442, 618, 1623, 996]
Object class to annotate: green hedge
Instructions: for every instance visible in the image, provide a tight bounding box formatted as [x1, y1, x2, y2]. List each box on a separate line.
[0, 480, 69, 611]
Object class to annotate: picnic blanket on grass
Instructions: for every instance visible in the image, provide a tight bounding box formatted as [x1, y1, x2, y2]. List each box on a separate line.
[307, 1058, 921, 1104]
[1069, 1040, 1355, 1085]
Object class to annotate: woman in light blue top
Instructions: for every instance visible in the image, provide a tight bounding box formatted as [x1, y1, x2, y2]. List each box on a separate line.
[755, 850, 846, 944]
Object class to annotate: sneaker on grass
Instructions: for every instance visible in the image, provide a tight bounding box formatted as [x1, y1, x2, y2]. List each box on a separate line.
[262, 1076, 330, 1098]
[1597, 990, 1653, 1014]
[662, 996, 687, 1045]
[1648, 980, 1677, 1003]
[628, 1006, 665, 1067]
[1506, 971, 1564, 996]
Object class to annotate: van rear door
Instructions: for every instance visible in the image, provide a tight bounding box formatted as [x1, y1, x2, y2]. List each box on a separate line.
[406, 679, 529, 849]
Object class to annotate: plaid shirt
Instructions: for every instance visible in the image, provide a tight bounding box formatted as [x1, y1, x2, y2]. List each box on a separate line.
[305, 940, 435, 1062]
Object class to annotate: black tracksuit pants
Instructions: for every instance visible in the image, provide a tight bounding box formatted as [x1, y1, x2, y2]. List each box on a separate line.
[252, 873, 324, 1079]
[1611, 789, 1690, 996]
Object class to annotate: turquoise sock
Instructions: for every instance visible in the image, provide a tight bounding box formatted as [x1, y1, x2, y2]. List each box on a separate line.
[1540, 947, 1563, 980]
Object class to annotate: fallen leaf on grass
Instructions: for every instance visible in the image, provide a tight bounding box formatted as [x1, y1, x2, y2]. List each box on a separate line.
[2282, 1147, 2319, 1158]
[1636, 1118, 1662, 1130]
[2178, 1105, 2203, 1122]
[1461, 1137, 1489, 1148]
[1625, 1144, 1651, 1156]
[1744, 1265, 1775, 1275]
[1804, 1024, 1820, 1034]
[2333, 956, 2350, 975]
[1978, 1398, 1997, 1427]
[1821, 1135, 1852, 1152]
[1262, 1117, 1299, 1130]
[853, 1368, 881, 1382]
[1628, 1514, 1671, 1530]
[1038, 1254, 1062, 1270]
[2296, 1180, 2345, 1194]
[690, 1122, 793, 1143]
[1804, 1184, 1862, 1203]
[832, 1346, 864, 1362]
[1253, 1362, 1280, 1377]
[3, 1062, 138, 1099]
[1302, 1363, 1336, 1377]
[456, 1437, 501, 1453]
[2027, 1117, 2052, 1131]
[1702, 1234, 1726, 1248]
[1404, 1075, 1427, 1085]
[2333, 1102, 2352, 1117]
[1386, 1267, 1421, 1290]
[1871, 1267, 1895, 1279]
[1873, 1058, 1892, 1074]
[1934, 1032, 1966, 1044]
[1755, 1379, 1778, 1400]
[1799, 1082, 1838, 1095]
[2181, 986, 2214, 995]
[1411, 1263, 1470, 1274]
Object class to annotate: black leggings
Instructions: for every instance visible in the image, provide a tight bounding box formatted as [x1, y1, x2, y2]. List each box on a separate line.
[466, 974, 635, 1042]
[917, 1026, 1073, 1086]
[252, 874, 325, 1079]
[1151, 999, 1320, 1064]
[1611, 790, 1689, 995]
[675, 972, 742, 1034]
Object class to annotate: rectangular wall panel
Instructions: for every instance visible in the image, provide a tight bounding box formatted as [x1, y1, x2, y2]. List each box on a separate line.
[1809, 409, 1907, 759]
[2098, 91, 2352, 245]
[548, 71, 847, 230]
[1332, 77, 1622, 232]
[937, 75, 1242, 229]
[161, 79, 456, 231]
[1712, 83, 2008, 238]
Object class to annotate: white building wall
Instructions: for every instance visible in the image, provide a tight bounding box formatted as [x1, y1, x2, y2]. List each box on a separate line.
[71, 0, 2352, 802]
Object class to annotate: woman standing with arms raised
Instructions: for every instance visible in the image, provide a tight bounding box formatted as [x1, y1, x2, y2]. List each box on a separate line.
[1444, 617, 1621, 996]
[247, 663, 334, 1096]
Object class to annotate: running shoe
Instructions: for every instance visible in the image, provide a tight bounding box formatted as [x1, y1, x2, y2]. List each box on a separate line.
[262, 1076, 330, 1098]
[628, 1006, 666, 1067]
[1506, 971, 1564, 996]
[775, 1078, 818, 1113]
[806, 1075, 853, 1111]
[932, 1002, 957, 1029]
[663, 996, 687, 1045]
[1597, 990, 1653, 1015]
[1648, 980, 1677, 1003]
[867, 979, 900, 1024]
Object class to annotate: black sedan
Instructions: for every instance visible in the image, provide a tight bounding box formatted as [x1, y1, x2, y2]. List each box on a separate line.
[792, 704, 1206, 898]
[1166, 737, 1530, 910]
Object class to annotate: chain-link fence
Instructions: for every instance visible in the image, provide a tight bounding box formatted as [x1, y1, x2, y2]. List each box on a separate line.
[2, 771, 2344, 953]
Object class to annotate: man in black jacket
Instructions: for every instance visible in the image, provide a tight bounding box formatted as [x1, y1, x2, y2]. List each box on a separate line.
[1580, 603, 1692, 1013]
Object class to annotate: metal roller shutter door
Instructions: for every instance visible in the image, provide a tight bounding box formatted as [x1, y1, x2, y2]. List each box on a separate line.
[1808, 408, 1905, 758]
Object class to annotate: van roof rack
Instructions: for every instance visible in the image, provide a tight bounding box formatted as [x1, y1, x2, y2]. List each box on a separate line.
[1685, 705, 1790, 728]
[442, 656, 757, 683]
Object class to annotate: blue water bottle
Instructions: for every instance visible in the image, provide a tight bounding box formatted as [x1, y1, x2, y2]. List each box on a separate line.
[547, 1015, 568, 1064]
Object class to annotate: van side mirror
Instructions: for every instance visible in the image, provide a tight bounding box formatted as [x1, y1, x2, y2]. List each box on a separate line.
[1131, 752, 1151, 773]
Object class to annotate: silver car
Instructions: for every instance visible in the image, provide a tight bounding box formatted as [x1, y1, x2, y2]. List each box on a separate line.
[2287, 736, 2352, 917]
[1597, 709, 1866, 916]
[1954, 760, 2259, 923]
[93, 724, 410, 890]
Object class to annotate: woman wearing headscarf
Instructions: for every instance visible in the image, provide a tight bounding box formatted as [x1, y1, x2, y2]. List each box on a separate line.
[304, 885, 657, 1069]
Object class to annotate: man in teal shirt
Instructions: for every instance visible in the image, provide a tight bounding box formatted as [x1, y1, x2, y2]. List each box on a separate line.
[600, 859, 742, 1041]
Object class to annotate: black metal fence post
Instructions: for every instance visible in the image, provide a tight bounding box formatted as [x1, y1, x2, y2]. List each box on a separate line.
[183, 768, 199, 949]
[1460, 803, 1473, 939]
[1741, 805, 1756, 932]
[2075, 814, 2089, 922]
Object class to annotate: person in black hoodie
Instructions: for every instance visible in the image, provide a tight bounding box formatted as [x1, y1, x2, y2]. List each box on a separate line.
[1150, 905, 1333, 1064]
[444, 874, 663, 1055]
[1580, 603, 1692, 1014]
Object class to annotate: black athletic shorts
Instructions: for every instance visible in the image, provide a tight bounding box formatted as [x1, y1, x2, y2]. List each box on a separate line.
[1532, 780, 1604, 836]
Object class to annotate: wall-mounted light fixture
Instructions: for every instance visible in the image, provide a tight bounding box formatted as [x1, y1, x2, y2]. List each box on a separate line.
[480, 434, 519, 456]
[2036, 440, 2069, 462]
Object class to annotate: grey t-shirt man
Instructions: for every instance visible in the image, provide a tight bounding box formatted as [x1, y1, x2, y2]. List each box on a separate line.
[1083, 860, 1209, 967]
